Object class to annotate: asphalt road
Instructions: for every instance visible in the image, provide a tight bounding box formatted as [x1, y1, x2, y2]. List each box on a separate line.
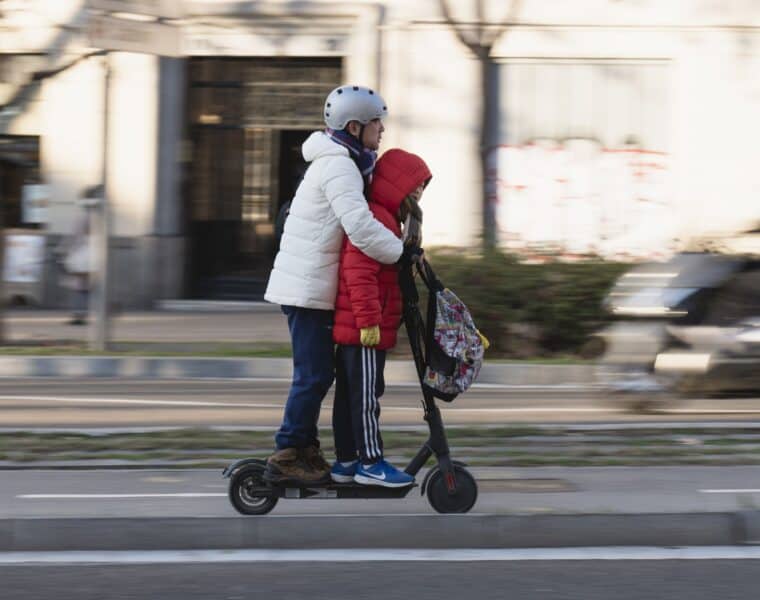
[2, 466, 759, 518]
[1, 378, 760, 429]
[3, 552, 760, 600]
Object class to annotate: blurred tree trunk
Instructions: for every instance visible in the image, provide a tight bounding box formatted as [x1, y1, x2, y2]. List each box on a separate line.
[438, 0, 522, 251]
[0, 165, 5, 343]
[479, 53, 499, 250]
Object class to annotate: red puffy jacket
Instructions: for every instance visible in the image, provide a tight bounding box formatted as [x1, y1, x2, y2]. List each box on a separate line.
[333, 149, 432, 349]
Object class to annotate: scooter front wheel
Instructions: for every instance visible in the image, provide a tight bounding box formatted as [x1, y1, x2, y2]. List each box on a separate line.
[228, 465, 278, 515]
[426, 465, 478, 514]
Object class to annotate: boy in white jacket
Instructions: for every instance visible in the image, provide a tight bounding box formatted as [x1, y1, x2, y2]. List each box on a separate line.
[264, 85, 414, 484]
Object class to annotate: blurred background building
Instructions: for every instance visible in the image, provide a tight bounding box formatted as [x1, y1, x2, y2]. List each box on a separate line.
[0, 0, 758, 307]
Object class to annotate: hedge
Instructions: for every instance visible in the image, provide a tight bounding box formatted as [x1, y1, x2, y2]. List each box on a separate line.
[415, 250, 629, 359]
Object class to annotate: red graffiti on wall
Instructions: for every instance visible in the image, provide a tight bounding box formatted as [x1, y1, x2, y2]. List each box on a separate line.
[487, 138, 674, 260]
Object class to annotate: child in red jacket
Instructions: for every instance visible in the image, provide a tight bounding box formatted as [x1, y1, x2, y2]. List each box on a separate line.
[330, 148, 431, 487]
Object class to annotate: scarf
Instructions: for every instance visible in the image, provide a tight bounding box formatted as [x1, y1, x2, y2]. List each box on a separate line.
[325, 128, 377, 189]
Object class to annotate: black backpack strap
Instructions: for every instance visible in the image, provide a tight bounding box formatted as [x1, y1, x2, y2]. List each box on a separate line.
[398, 263, 426, 381]
[400, 258, 459, 400]
[416, 258, 444, 293]
[398, 263, 419, 305]
[415, 259, 456, 377]
[424, 276, 437, 367]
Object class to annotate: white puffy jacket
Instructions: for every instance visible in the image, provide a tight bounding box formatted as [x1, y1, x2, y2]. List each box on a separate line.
[264, 132, 403, 310]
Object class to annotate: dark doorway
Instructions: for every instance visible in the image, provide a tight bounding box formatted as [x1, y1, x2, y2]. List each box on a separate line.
[0, 135, 41, 229]
[184, 57, 341, 300]
[186, 127, 246, 297]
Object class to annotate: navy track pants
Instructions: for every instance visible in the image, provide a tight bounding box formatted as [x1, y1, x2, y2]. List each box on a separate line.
[332, 345, 386, 464]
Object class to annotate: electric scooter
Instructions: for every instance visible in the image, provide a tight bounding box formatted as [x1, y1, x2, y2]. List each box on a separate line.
[222, 260, 479, 514]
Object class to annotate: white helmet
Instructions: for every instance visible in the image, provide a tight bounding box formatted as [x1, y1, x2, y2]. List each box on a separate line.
[324, 85, 388, 130]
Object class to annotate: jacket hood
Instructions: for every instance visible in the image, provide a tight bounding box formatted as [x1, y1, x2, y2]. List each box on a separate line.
[302, 131, 349, 163]
[370, 148, 432, 216]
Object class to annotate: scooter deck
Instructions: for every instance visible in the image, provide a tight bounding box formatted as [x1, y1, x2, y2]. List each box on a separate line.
[224, 458, 418, 500]
[260, 481, 418, 500]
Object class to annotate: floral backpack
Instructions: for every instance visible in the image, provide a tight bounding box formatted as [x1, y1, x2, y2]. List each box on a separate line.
[400, 259, 485, 402]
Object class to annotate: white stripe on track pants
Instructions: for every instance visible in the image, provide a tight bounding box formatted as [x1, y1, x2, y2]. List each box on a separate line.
[332, 345, 386, 464]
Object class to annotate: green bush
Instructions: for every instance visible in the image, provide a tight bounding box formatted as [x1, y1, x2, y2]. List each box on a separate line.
[424, 250, 628, 359]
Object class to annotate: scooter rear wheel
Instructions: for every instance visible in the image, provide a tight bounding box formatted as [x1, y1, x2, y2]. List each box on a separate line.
[228, 465, 278, 515]
[426, 465, 478, 514]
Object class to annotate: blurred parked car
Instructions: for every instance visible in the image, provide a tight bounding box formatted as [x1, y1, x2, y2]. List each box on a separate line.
[597, 226, 760, 411]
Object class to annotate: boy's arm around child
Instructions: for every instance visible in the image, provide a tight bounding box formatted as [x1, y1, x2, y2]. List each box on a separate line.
[323, 155, 401, 266]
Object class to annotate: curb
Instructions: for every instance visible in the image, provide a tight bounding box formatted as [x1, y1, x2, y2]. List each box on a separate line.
[156, 300, 279, 312]
[2, 512, 759, 551]
[0, 356, 293, 380]
[0, 355, 597, 387]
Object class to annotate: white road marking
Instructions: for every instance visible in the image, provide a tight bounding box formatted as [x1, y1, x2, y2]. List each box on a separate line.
[0, 394, 605, 413]
[6, 421, 760, 435]
[3, 546, 760, 565]
[398, 382, 595, 390]
[12, 393, 760, 416]
[699, 489, 760, 494]
[17, 493, 226, 499]
[0, 395, 284, 409]
[669, 409, 760, 414]
[441, 407, 603, 413]
[0, 377, 599, 390]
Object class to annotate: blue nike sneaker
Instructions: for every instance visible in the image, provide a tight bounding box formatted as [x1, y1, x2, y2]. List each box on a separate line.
[354, 459, 414, 488]
[330, 460, 358, 483]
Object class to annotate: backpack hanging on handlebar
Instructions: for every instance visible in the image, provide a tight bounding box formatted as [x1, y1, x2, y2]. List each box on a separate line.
[399, 258, 485, 402]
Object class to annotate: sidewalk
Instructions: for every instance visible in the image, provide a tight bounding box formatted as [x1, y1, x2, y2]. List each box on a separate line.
[0, 308, 596, 386]
[3, 306, 290, 346]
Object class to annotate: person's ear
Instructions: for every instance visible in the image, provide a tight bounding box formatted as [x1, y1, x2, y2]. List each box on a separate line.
[345, 121, 361, 137]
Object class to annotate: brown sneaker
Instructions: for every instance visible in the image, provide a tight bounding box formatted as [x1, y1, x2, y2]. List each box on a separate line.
[302, 445, 331, 474]
[264, 447, 330, 485]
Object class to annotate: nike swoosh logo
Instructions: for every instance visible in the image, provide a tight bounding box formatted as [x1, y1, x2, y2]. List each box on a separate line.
[367, 470, 386, 480]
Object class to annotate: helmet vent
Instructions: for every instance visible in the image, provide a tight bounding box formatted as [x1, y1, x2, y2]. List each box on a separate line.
[353, 86, 359, 90]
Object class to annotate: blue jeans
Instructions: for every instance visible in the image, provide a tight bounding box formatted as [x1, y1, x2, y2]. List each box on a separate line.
[275, 305, 335, 450]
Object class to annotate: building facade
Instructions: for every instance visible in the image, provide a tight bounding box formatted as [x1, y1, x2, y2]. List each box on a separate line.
[0, 0, 758, 306]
